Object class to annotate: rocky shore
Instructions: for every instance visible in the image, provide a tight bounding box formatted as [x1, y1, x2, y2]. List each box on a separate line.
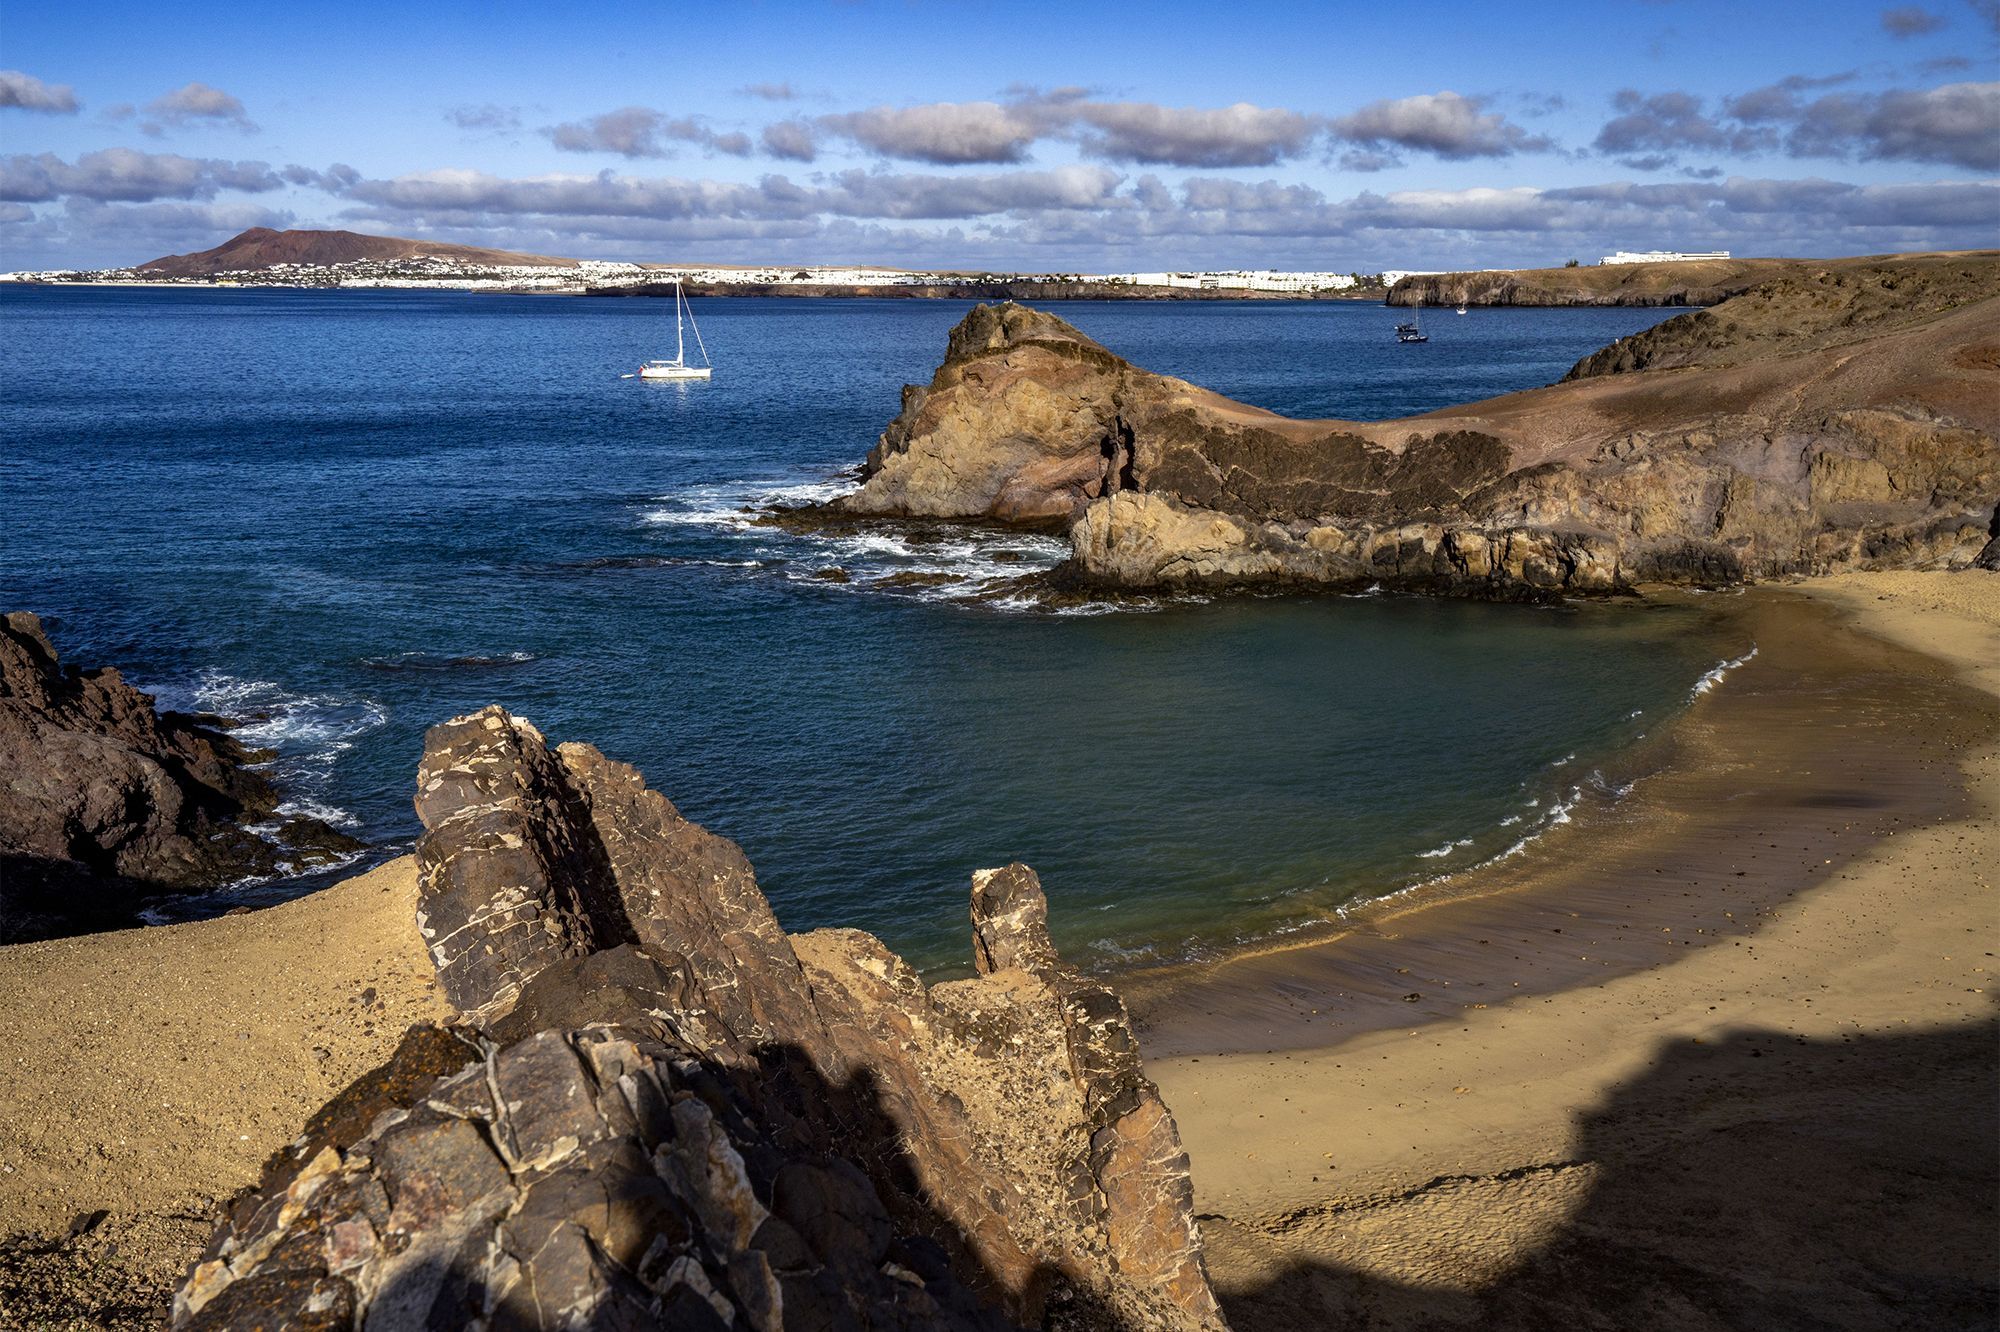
[0, 612, 361, 943]
[828, 253, 1998, 597]
[166, 707, 1223, 1330]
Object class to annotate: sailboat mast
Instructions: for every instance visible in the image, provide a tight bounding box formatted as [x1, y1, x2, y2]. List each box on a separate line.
[675, 279, 685, 364]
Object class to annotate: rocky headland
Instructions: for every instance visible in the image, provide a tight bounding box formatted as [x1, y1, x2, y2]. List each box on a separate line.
[172, 706, 1223, 1331]
[0, 612, 362, 943]
[829, 253, 2000, 596]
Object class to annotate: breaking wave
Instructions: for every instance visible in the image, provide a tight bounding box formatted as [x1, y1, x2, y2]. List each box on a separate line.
[1690, 646, 1758, 699]
[153, 669, 387, 830]
[636, 471, 1091, 611]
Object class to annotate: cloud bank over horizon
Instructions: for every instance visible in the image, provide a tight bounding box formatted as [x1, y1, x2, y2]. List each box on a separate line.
[3, 1, 1996, 272]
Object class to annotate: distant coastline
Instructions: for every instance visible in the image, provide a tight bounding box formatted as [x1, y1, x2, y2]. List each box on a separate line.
[2, 270, 1390, 302]
[25, 223, 1935, 307]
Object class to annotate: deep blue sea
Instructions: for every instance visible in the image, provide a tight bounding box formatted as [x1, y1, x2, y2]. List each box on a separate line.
[0, 286, 1746, 970]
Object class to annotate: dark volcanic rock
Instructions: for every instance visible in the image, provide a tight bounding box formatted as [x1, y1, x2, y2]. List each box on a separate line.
[0, 613, 363, 942]
[180, 707, 1226, 1330]
[177, 1023, 1012, 1332]
[832, 264, 2000, 595]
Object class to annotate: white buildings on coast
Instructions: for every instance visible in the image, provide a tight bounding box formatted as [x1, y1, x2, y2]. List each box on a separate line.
[1, 259, 1379, 293]
[1599, 250, 1731, 265]
[1098, 270, 1358, 292]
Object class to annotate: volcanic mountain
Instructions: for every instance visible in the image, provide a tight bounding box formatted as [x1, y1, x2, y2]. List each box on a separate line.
[136, 227, 578, 276]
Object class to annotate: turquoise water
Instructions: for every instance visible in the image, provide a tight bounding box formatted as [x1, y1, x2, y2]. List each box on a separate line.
[0, 286, 1742, 969]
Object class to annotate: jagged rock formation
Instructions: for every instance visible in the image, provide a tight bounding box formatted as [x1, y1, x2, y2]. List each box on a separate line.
[0, 612, 361, 942]
[833, 257, 2000, 596]
[175, 707, 1224, 1331]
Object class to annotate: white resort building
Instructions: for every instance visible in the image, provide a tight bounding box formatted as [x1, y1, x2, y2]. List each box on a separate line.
[1599, 250, 1732, 265]
[1104, 270, 1359, 292]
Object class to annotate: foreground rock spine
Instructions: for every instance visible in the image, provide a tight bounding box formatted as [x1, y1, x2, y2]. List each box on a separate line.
[177, 706, 1225, 1330]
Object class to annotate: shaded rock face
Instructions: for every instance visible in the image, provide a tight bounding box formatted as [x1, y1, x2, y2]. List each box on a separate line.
[834, 282, 2000, 596]
[179, 707, 1224, 1331]
[0, 612, 362, 942]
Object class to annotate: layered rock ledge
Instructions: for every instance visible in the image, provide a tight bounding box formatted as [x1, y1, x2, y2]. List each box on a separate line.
[832, 254, 1999, 595]
[175, 707, 1224, 1331]
[0, 612, 362, 942]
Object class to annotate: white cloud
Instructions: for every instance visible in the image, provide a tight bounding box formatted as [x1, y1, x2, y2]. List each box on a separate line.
[141, 82, 256, 133]
[0, 70, 79, 114]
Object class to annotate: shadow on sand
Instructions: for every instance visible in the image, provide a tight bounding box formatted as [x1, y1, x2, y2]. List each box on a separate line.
[1210, 1016, 2000, 1331]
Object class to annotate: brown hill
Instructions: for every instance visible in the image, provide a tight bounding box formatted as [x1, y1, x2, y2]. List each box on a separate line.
[135, 227, 578, 275]
[1387, 250, 1993, 308]
[1563, 251, 2000, 376]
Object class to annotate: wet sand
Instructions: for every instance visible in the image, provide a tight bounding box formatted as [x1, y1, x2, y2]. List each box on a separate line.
[1148, 570, 2000, 1329]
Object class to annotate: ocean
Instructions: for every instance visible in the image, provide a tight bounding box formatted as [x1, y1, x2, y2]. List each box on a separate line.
[0, 285, 1747, 970]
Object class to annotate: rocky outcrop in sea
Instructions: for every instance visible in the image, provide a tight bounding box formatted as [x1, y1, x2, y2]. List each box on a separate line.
[0, 612, 361, 942]
[174, 707, 1225, 1331]
[831, 255, 1999, 597]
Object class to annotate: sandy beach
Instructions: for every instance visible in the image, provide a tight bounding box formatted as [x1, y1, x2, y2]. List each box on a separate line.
[1152, 570, 2000, 1328]
[0, 571, 1994, 1328]
[0, 858, 446, 1324]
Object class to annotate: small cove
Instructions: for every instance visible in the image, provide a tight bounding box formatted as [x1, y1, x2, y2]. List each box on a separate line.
[0, 286, 1738, 970]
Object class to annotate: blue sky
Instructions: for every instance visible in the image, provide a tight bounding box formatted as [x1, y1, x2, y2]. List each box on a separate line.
[3, 0, 1996, 270]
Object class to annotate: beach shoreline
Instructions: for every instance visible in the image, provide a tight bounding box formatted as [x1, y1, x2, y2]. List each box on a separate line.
[1123, 577, 1998, 1056]
[1149, 569, 2000, 1327]
[1, 570, 1994, 1328]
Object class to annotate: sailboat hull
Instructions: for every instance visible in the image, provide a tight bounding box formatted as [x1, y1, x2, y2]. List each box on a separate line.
[633, 278, 713, 380]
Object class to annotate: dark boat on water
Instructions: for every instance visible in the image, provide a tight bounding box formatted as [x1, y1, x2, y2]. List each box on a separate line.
[1395, 312, 1428, 343]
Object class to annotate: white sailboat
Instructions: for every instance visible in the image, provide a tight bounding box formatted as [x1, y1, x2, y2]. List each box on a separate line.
[638, 278, 712, 380]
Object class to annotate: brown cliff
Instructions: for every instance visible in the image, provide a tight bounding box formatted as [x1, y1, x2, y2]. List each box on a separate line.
[832, 257, 2000, 596]
[0, 612, 361, 942]
[176, 707, 1225, 1331]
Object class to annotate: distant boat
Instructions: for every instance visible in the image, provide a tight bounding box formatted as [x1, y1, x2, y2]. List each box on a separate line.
[1455, 301, 1468, 315]
[638, 278, 712, 380]
[1395, 309, 1428, 344]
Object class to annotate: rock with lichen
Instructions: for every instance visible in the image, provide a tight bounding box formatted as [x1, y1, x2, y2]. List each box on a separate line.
[175, 707, 1225, 1331]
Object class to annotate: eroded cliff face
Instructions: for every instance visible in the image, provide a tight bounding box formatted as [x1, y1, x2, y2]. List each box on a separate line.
[176, 707, 1224, 1332]
[839, 304, 1517, 534]
[834, 263, 2000, 595]
[0, 612, 362, 942]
